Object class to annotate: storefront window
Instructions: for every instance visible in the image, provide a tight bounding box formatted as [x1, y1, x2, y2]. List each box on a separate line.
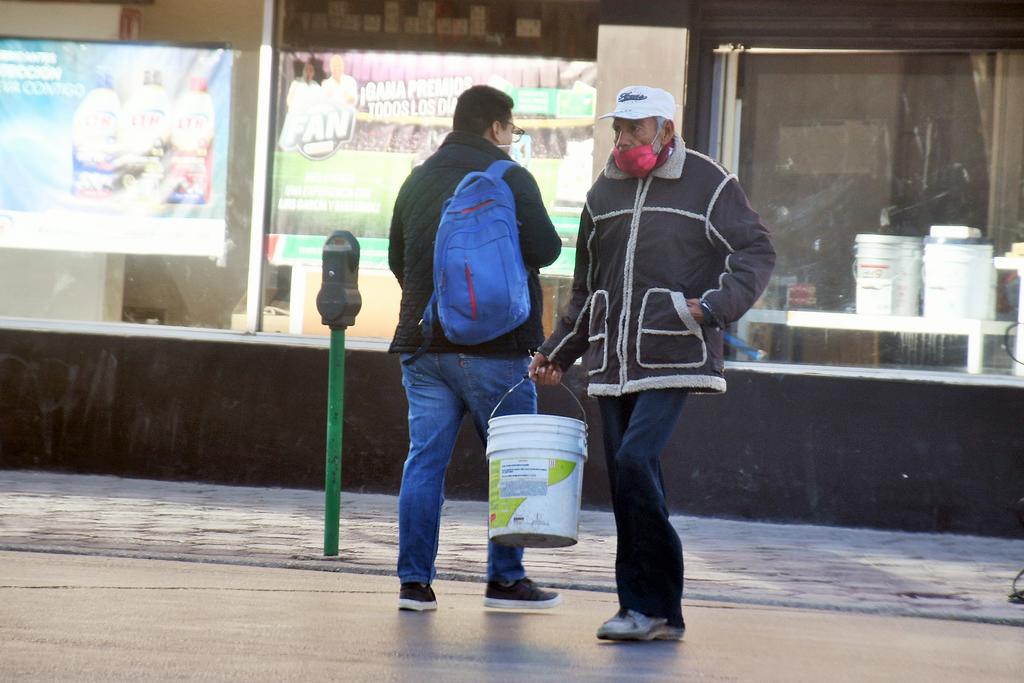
[0, 36, 255, 330]
[260, 0, 599, 342]
[723, 50, 1024, 377]
[0, 1, 602, 343]
[263, 51, 597, 340]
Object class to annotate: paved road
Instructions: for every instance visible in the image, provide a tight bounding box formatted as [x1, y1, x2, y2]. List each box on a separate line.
[2, 471, 1023, 626]
[2, 551, 1022, 682]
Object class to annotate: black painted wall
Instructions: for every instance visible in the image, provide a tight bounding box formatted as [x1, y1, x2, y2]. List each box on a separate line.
[1, 328, 1021, 537]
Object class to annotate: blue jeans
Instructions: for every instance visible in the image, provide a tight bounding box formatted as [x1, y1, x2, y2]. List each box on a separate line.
[598, 390, 689, 628]
[397, 352, 535, 585]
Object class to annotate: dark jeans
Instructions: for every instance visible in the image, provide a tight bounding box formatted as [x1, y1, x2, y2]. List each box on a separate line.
[598, 389, 689, 627]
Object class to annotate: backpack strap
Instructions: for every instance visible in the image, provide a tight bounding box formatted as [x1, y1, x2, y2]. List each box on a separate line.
[449, 159, 516, 197]
[484, 159, 516, 180]
[402, 293, 437, 366]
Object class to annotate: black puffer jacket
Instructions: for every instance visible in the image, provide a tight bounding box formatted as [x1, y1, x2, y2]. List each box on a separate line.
[388, 131, 562, 355]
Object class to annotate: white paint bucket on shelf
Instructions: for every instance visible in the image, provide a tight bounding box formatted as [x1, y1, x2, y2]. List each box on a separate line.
[854, 234, 922, 316]
[922, 238, 995, 319]
[486, 380, 587, 548]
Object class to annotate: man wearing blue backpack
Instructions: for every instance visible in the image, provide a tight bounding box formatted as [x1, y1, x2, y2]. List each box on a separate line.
[388, 85, 563, 612]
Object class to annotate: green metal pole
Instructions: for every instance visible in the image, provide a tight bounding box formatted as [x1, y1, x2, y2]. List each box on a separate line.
[324, 327, 345, 556]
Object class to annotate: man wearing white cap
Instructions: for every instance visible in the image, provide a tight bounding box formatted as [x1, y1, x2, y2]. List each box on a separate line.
[529, 86, 775, 641]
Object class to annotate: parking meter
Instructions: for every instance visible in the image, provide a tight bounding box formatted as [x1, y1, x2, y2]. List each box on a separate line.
[316, 230, 362, 329]
[317, 230, 361, 556]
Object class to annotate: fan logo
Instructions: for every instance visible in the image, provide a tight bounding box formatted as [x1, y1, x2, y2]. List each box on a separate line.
[278, 98, 357, 161]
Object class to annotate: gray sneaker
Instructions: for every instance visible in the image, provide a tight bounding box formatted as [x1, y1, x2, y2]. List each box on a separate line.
[596, 609, 685, 641]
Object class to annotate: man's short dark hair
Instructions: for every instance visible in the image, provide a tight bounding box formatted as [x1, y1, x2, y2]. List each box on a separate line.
[453, 85, 514, 136]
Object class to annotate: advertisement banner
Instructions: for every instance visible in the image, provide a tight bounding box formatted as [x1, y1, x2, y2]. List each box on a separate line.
[0, 38, 232, 256]
[270, 50, 596, 276]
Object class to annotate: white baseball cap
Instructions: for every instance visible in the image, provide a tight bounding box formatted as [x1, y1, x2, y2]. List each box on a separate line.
[599, 85, 676, 121]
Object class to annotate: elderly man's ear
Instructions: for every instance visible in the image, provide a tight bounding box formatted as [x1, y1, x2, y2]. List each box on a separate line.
[660, 119, 675, 145]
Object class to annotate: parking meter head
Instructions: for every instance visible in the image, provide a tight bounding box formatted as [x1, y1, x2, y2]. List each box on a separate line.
[316, 230, 362, 329]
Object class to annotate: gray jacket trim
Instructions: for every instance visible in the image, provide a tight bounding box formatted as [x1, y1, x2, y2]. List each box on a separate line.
[588, 374, 727, 397]
[643, 206, 706, 222]
[651, 139, 686, 179]
[706, 217, 736, 252]
[700, 214, 740, 312]
[604, 155, 628, 180]
[635, 288, 707, 369]
[549, 293, 592, 362]
[592, 208, 635, 222]
[583, 200, 596, 289]
[687, 147, 729, 177]
[702, 252, 736, 302]
[616, 176, 656, 386]
[587, 289, 610, 375]
[546, 203, 597, 364]
[699, 177, 740, 315]
[704, 176, 736, 247]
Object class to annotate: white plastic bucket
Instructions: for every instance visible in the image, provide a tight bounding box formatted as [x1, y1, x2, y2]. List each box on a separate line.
[486, 387, 588, 548]
[854, 234, 922, 316]
[922, 238, 995, 319]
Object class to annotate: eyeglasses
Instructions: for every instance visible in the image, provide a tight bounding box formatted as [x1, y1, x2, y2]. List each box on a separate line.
[505, 122, 525, 143]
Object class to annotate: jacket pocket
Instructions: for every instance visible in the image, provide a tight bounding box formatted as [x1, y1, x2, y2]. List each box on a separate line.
[585, 290, 609, 376]
[636, 288, 707, 369]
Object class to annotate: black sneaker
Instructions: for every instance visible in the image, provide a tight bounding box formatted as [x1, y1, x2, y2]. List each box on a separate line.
[398, 582, 437, 611]
[483, 578, 561, 609]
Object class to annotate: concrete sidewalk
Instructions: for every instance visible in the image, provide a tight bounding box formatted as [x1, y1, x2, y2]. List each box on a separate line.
[4, 551, 1022, 682]
[1, 470, 1022, 626]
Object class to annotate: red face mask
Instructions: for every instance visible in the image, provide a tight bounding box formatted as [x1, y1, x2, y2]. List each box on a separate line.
[613, 142, 660, 178]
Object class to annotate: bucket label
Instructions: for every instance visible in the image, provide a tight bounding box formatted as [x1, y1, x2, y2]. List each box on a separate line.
[501, 480, 547, 497]
[498, 459, 548, 498]
[856, 263, 894, 316]
[488, 457, 581, 530]
[489, 460, 526, 529]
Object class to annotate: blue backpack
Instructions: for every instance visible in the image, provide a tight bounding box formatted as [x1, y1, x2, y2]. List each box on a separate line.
[408, 160, 530, 361]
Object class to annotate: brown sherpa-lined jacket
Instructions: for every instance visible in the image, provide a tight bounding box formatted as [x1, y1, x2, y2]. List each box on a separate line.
[539, 136, 775, 396]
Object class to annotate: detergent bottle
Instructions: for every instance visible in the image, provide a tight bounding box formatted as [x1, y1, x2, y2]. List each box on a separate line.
[168, 76, 215, 204]
[71, 72, 121, 198]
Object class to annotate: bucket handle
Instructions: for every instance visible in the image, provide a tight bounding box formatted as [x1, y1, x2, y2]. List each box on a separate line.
[489, 374, 587, 425]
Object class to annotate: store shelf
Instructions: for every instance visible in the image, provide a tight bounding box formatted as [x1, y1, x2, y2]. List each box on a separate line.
[994, 256, 1024, 269]
[739, 309, 1011, 374]
[785, 310, 1005, 336]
